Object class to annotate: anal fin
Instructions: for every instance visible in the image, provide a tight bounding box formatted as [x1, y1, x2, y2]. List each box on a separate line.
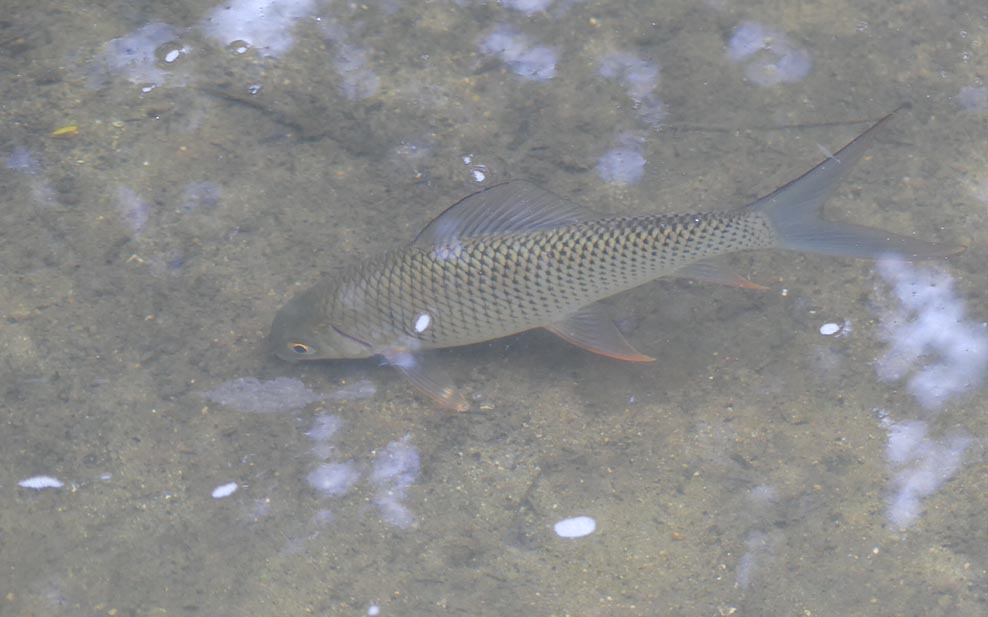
[384, 350, 470, 412]
[545, 304, 655, 363]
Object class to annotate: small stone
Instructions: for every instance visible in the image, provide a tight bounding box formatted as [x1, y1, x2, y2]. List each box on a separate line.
[553, 515, 596, 538]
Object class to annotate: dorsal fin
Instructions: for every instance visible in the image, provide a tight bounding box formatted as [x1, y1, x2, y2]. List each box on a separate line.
[413, 181, 595, 246]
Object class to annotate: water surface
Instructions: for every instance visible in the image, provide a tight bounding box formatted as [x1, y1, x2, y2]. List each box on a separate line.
[2, 1, 987, 615]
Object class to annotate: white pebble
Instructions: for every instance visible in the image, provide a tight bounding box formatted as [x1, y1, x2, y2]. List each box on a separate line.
[368, 605, 381, 616]
[211, 482, 239, 498]
[553, 515, 596, 538]
[18, 475, 64, 490]
[164, 49, 181, 63]
[819, 322, 840, 336]
[414, 313, 431, 333]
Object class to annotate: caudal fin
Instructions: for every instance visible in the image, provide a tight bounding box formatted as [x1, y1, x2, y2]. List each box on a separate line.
[750, 108, 964, 260]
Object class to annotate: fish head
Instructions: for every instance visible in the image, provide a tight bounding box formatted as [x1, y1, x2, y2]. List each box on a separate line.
[269, 284, 374, 362]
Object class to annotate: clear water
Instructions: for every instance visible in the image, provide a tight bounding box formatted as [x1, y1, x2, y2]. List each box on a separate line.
[3, 1, 987, 615]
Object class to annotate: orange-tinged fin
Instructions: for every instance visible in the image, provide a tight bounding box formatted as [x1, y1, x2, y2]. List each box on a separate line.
[384, 350, 470, 412]
[675, 259, 769, 290]
[413, 181, 593, 246]
[545, 304, 656, 363]
[750, 107, 964, 260]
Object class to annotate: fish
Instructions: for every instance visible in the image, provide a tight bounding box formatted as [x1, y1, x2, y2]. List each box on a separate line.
[270, 109, 963, 411]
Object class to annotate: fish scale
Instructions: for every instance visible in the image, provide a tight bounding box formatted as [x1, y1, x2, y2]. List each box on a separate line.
[270, 109, 961, 410]
[325, 211, 777, 351]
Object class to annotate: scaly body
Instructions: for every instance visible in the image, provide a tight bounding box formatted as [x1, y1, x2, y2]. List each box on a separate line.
[316, 211, 775, 352]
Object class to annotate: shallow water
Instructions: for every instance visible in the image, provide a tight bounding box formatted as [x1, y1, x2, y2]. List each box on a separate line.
[2, 1, 988, 615]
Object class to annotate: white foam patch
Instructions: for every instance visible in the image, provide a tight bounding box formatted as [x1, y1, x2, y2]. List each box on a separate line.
[726, 21, 811, 87]
[597, 135, 646, 185]
[743, 48, 811, 86]
[95, 23, 182, 88]
[181, 181, 223, 211]
[599, 53, 660, 100]
[969, 178, 988, 204]
[307, 461, 361, 496]
[478, 26, 557, 81]
[874, 259, 988, 409]
[334, 44, 381, 100]
[202, 377, 323, 412]
[307, 414, 343, 459]
[6, 146, 40, 175]
[202, 0, 317, 57]
[332, 380, 378, 400]
[6, 146, 57, 206]
[883, 419, 970, 529]
[727, 21, 771, 62]
[747, 484, 778, 504]
[598, 53, 666, 127]
[734, 530, 780, 589]
[502, 0, 553, 14]
[371, 435, 420, 528]
[958, 87, 988, 112]
[201, 377, 376, 413]
[116, 186, 152, 232]
[306, 414, 343, 443]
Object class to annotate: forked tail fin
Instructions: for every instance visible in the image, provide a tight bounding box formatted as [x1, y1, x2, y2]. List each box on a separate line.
[750, 108, 964, 259]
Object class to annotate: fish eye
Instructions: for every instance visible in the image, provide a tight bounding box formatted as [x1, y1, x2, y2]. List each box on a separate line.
[289, 342, 313, 354]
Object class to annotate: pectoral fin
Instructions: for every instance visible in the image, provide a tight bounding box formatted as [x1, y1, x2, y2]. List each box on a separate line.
[384, 350, 470, 412]
[545, 304, 655, 363]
